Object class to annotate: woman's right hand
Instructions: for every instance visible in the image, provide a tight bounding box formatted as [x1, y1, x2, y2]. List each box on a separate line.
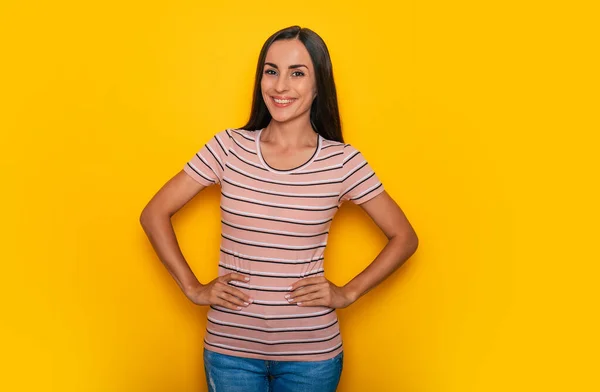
[186, 273, 253, 311]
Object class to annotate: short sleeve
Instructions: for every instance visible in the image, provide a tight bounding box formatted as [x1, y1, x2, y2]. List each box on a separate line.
[183, 129, 232, 186]
[339, 144, 385, 205]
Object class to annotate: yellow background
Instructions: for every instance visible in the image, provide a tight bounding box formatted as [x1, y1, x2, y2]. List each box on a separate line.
[1, 0, 598, 391]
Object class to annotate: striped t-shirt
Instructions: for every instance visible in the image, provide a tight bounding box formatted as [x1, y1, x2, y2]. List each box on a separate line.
[183, 127, 384, 361]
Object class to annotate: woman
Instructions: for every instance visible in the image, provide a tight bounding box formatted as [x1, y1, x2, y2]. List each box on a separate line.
[140, 25, 418, 392]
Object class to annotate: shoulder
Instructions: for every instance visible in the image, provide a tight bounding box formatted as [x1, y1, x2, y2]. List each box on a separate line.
[223, 128, 261, 155]
[227, 128, 258, 142]
[317, 138, 365, 168]
[341, 143, 362, 166]
[208, 128, 258, 149]
[319, 137, 347, 159]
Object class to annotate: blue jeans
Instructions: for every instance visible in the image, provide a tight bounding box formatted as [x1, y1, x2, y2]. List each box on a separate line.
[203, 349, 343, 392]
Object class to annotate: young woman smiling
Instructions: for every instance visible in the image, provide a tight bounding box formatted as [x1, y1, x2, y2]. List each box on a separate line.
[140, 25, 418, 392]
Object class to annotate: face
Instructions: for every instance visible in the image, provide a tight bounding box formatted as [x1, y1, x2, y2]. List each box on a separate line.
[261, 39, 317, 124]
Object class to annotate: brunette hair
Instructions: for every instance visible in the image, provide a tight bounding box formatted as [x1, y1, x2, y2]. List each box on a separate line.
[239, 25, 344, 143]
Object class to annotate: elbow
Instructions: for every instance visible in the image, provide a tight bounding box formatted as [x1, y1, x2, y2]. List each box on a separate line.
[410, 234, 419, 255]
[139, 206, 155, 229]
[140, 205, 171, 229]
[408, 227, 419, 253]
[139, 208, 149, 229]
[393, 229, 419, 256]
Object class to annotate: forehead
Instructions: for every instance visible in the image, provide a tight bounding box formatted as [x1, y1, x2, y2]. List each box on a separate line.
[264, 39, 313, 68]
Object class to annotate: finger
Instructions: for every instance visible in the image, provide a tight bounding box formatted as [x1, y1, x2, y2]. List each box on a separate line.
[288, 291, 324, 304]
[222, 285, 253, 304]
[289, 276, 327, 291]
[222, 272, 251, 283]
[218, 291, 248, 307]
[286, 284, 322, 300]
[215, 297, 244, 311]
[296, 299, 326, 307]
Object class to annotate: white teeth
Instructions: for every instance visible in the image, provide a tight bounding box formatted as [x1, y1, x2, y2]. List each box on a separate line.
[274, 98, 294, 104]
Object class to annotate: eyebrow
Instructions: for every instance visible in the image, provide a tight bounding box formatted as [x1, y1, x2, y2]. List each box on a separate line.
[264, 62, 309, 70]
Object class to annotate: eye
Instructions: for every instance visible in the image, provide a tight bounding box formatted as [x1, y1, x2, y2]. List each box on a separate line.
[264, 69, 277, 75]
[291, 71, 305, 77]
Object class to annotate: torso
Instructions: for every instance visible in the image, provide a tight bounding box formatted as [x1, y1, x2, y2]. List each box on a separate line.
[183, 127, 384, 362]
[205, 128, 345, 362]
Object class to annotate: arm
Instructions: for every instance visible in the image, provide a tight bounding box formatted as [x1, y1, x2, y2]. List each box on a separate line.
[288, 190, 418, 308]
[140, 170, 252, 310]
[139, 170, 207, 295]
[340, 190, 418, 304]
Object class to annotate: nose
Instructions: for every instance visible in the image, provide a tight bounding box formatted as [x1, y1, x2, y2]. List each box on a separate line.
[274, 74, 289, 93]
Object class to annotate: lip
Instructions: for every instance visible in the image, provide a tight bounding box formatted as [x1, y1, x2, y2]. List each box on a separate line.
[270, 96, 297, 108]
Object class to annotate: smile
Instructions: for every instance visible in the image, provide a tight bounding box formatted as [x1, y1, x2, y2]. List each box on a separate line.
[271, 96, 297, 107]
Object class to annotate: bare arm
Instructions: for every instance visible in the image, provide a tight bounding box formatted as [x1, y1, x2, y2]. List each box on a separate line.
[288, 190, 418, 307]
[139, 170, 252, 310]
[340, 190, 419, 303]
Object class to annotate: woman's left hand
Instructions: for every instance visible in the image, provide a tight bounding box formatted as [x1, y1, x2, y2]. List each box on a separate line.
[285, 276, 355, 309]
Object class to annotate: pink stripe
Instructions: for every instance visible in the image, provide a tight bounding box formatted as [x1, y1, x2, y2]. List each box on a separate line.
[184, 128, 384, 361]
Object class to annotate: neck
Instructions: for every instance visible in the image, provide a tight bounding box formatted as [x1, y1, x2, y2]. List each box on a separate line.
[263, 115, 316, 148]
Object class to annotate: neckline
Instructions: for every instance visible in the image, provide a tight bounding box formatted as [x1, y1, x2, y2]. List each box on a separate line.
[255, 128, 322, 174]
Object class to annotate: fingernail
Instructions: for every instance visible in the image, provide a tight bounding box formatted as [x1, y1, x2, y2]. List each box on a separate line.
[287, 286, 292, 290]
[243, 302, 249, 306]
[248, 298, 253, 303]
[244, 277, 250, 281]
[297, 302, 302, 306]
[284, 294, 290, 299]
[236, 306, 242, 310]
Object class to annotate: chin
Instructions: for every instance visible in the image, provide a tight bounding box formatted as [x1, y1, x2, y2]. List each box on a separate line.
[269, 113, 292, 123]
[264, 107, 291, 123]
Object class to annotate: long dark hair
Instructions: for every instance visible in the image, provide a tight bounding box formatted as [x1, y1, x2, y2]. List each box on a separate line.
[239, 25, 344, 143]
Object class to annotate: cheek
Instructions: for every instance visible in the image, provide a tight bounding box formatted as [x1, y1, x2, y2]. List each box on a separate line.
[304, 84, 317, 104]
[260, 78, 271, 93]
[306, 80, 317, 99]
